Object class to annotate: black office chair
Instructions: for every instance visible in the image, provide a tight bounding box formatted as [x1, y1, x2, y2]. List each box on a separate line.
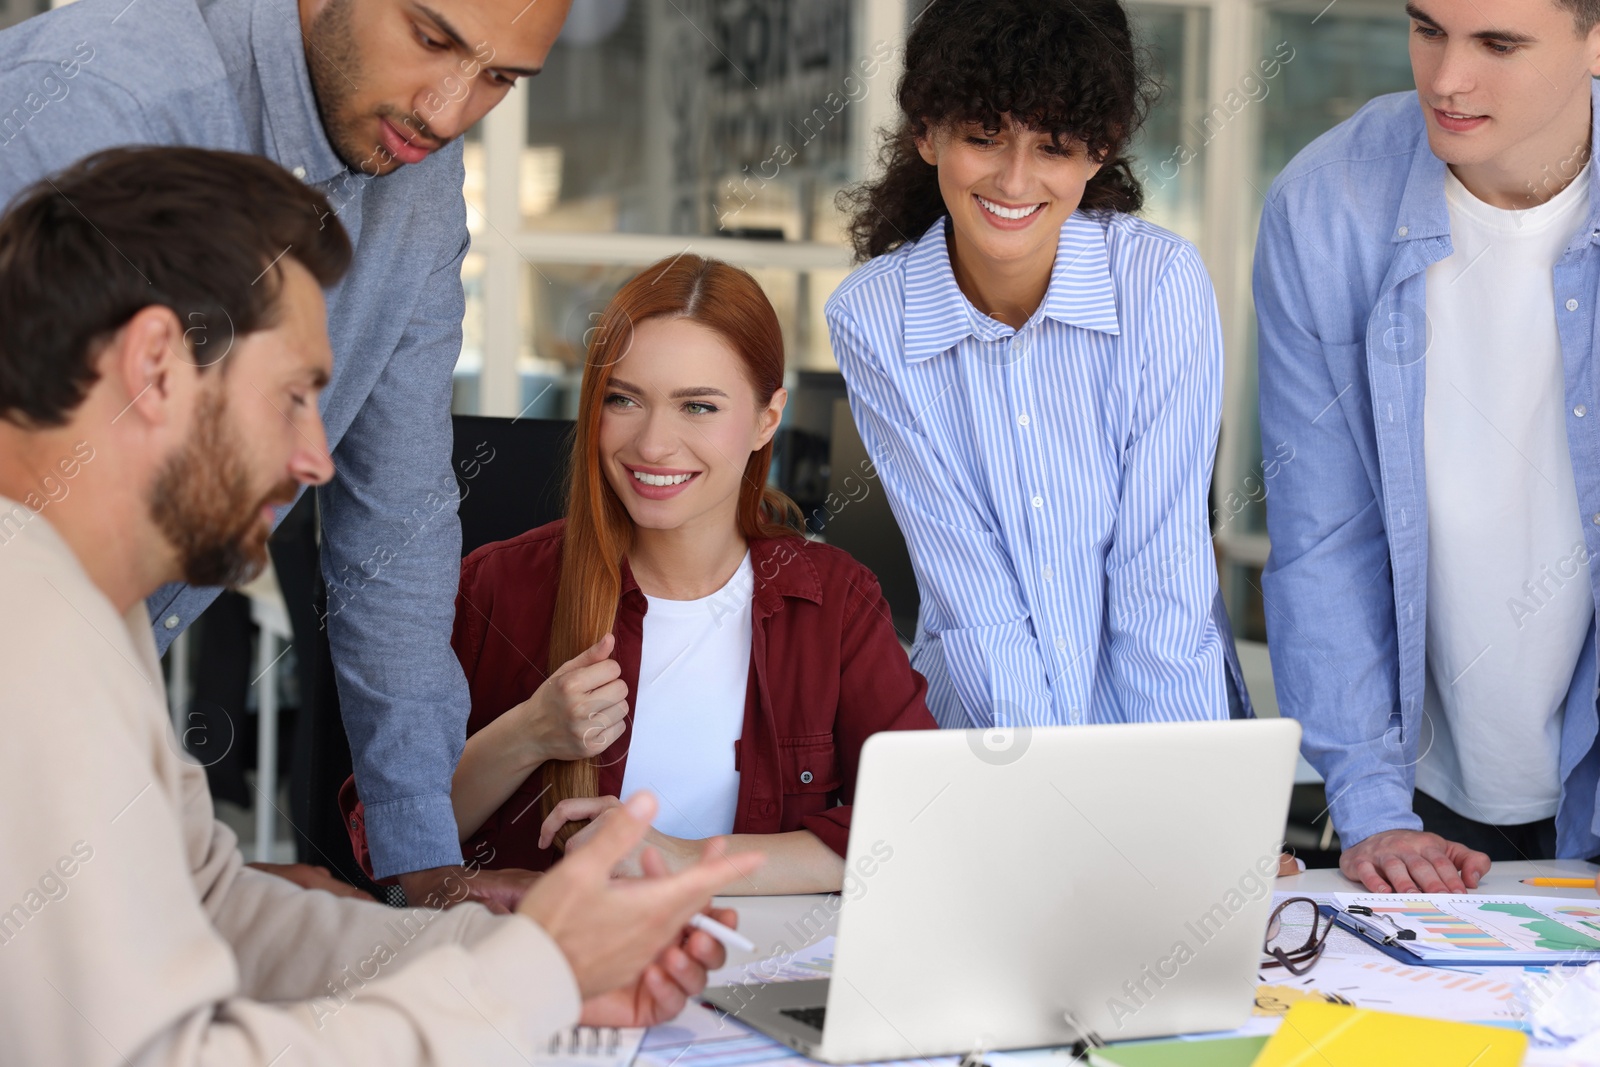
[448, 415, 574, 556]
[290, 417, 574, 897]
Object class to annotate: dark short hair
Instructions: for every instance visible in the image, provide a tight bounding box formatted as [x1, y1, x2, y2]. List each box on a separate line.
[0, 146, 352, 427]
[840, 0, 1157, 261]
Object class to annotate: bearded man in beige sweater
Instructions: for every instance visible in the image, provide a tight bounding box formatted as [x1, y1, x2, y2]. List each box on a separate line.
[0, 145, 764, 1067]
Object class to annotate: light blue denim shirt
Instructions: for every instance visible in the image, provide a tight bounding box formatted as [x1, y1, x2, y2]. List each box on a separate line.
[0, 0, 474, 877]
[1256, 85, 1600, 858]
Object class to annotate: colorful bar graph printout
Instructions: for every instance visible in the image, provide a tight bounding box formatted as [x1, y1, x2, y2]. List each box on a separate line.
[1336, 895, 1600, 961]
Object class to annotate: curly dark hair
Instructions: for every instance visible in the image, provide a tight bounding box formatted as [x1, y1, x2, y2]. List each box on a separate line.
[840, 0, 1157, 261]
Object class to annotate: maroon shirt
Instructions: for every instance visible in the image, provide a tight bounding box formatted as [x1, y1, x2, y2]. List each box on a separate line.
[343, 519, 935, 876]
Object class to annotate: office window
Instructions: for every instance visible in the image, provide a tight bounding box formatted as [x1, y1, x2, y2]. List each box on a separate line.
[1130, 4, 1211, 250]
[1215, 3, 1414, 639]
[458, 0, 1425, 646]
[454, 0, 885, 416]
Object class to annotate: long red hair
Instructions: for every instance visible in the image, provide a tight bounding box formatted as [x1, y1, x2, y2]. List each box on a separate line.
[542, 254, 801, 842]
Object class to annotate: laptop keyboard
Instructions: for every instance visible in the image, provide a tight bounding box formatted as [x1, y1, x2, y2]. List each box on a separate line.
[779, 1006, 826, 1031]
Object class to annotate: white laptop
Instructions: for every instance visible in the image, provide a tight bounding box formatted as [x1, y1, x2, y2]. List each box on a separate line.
[702, 719, 1302, 1063]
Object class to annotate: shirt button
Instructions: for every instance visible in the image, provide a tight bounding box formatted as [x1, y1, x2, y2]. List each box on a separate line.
[1018, 414, 1030, 427]
[799, 770, 813, 784]
[1592, 514, 1600, 526]
[1055, 636, 1067, 652]
[1577, 405, 1588, 418]
[1042, 565, 1053, 581]
[1069, 708, 1082, 724]
[292, 165, 307, 180]
[1396, 225, 1408, 237]
[1031, 495, 1044, 509]
[163, 615, 180, 630]
[1567, 298, 1580, 312]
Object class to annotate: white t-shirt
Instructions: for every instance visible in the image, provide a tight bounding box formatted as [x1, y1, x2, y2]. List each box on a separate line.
[619, 551, 755, 838]
[1417, 163, 1593, 825]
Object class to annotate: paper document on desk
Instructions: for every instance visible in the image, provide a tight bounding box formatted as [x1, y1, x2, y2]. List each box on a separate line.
[1333, 894, 1600, 963]
[723, 935, 836, 984]
[1251, 955, 1525, 1025]
[641, 1000, 957, 1067]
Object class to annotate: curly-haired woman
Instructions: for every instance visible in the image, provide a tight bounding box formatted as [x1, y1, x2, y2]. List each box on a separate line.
[827, 0, 1251, 731]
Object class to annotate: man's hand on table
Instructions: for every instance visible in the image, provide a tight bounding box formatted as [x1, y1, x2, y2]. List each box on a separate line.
[518, 792, 763, 1013]
[397, 864, 542, 913]
[1339, 828, 1491, 893]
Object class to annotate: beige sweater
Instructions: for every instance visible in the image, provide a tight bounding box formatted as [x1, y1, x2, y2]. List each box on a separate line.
[0, 500, 581, 1066]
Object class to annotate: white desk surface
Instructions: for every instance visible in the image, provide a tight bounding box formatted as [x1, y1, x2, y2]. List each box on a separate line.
[702, 859, 1600, 1061]
[711, 858, 1600, 978]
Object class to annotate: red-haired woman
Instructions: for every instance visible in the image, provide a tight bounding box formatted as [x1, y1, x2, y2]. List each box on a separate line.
[342, 255, 936, 895]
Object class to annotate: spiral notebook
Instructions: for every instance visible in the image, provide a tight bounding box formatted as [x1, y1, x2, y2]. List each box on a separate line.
[536, 1026, 647, 1067]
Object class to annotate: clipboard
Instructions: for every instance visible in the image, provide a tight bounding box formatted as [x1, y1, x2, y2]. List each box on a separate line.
[1321, 899, 1600, 967]
[1320, 904, 1440, 966]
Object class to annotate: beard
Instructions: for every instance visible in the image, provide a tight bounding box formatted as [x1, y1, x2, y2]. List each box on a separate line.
[303, 0, 382, 173]
[149, 388, 298, 590]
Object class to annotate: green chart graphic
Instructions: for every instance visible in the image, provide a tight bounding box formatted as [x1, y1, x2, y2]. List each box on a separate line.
[1478, 903, 1600, 951]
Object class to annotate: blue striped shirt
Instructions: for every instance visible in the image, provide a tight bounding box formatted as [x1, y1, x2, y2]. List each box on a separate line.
[825, 212, 1232, 729]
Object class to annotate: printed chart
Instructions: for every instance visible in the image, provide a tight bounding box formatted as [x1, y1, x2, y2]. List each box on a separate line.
[1336, 895, 1600, 961]
[1253, 957, 1523, 1025]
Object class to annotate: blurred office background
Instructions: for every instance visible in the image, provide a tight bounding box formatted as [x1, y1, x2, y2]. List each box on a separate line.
[439, 0, 1419, 863]
[9, 0, 1421, 867]
[447, 0, 1415, 647]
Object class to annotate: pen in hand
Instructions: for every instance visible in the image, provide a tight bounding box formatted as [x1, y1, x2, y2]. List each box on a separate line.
[688, 913, 755, 953]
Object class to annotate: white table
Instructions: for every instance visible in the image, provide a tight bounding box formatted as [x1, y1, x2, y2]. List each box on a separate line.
[703, 859, 1600, 1060]
[710, 859, 1600, 978]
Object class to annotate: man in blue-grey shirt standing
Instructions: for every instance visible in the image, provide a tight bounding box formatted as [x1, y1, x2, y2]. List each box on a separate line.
[1258, 0, 1600, 892]
[0, 0, 572, 906]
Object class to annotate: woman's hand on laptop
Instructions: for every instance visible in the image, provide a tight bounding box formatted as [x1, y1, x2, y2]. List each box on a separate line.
[510, 634, 631, 766]
[519, 791, 763, 1004]
[1338, 828, 1491, 893]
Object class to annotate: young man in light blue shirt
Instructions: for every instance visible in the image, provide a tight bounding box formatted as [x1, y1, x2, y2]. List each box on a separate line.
[1257, 0, 1600, 891]
[0, 0, 571, 907]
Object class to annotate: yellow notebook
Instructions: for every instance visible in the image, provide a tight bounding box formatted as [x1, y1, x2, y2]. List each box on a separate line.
[1253, 1001, 1526, 1067]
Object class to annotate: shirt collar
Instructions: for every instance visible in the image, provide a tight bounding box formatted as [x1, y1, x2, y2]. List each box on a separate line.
[618, 535, 822, 612]
[750, 536, 822, 611]
[250, 0, 348, 185]
[1393, 79, 1600, 247]
[901, 212, 1121, 363]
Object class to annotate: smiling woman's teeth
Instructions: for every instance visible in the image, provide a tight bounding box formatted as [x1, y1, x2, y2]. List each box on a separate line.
[977, 195, 1044, 220]
[633, 471, 693, 486]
